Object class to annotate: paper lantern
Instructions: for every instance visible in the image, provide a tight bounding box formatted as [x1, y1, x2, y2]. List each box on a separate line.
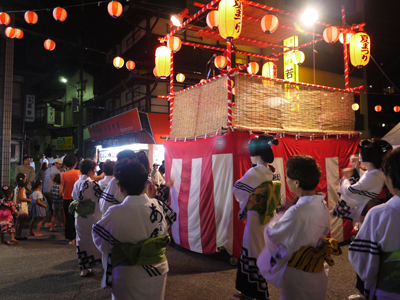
[200, 79, 207, 83]
[24, 11, 38, 25]
[14, 29, 24, 39]
[206, 11, 219, 30]
[108, 1, 123, 18]
[53, 7, 67, 22]
[261, 14, 279, 34]
[374, 105, 382, 112]
[292, 50, 305, 65]
[153, 68, 159, 77]
[323, 26, 339, 44]
[232, 87, 236, 95]
[5, 27, 15, 39]
[155, 46, 171, 77]
[44, 39, 56, 51]
[113, 57, 124, 69]
[394, 106, 400, 113]
[339, 32, 352, 44]
[224, 79, 234, 89]
[126, 60, 135, 71]
[349, 32, 371, 68]
[176, 73, 185, 82]
[218, 0, 243, 40]
[262, 62, 277, 79]
[247, 62, 259, 74]
[0, 12, 11, 26]
[167, 36, 182, 53]
[214, 55, 227, 69]
[351, 103, 359, 111]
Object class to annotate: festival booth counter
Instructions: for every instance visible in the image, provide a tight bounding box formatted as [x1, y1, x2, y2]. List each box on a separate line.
[159, 0, 368, 259]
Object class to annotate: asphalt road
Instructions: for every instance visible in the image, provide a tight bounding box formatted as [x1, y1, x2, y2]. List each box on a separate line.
[0, 225, 359, 300]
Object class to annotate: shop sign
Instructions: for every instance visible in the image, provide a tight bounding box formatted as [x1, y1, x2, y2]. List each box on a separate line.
[47, 106, 55, 124]
[57, 136, 73, 150]
[25, 94, 35, 122]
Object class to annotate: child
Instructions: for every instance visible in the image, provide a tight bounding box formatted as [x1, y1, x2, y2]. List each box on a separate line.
[0, 186, 19, 245]
[28, 180, 47, 237]
[50, 174, 64, 232]
[92, 158, 176, 299]
[14, 173, 32, 240]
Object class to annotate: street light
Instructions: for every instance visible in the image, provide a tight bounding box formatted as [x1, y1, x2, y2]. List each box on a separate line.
[301, 9, 317, 26]
[171, 8, 189, 27]
[60, 77, 67, 83]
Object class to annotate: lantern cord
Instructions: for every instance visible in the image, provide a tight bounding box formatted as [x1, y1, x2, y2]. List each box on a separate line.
[370, 55, 400, 94]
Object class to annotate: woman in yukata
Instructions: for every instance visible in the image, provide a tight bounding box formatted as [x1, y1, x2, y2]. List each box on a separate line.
[233, 134, 281, 300]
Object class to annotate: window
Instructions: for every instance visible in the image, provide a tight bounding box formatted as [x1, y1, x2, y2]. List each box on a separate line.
[126, 92, 133, 102]
[133, 86, 140, 98]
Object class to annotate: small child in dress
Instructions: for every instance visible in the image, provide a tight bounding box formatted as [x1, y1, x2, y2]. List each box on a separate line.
[14, 173, 32, 240]
[50, 174, 64, 232]
[0, 186, 19, 245]
[28, 180, 47, 237]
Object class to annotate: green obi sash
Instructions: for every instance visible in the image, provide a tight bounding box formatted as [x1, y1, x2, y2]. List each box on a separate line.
[68, 199, 95, 217]
[111, 235, 171, 267]
[376, 249, 400, 294]
[247, 181, 281, 225]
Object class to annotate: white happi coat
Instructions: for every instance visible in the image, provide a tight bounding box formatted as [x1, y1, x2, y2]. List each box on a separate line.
[92, 194, 176, 300]
[72, 175, 103, 270]
[233, 165, 274, 258]
[335, 169, 384, 222]
[349, 195, 400, 300]
[257, 193, 330, 300]
[99, 177, 124, 215]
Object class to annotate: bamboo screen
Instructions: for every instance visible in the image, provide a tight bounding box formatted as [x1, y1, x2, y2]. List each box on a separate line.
[170, 74, 355, 138]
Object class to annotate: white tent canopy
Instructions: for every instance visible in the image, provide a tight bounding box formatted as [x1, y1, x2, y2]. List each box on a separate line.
[383, 122, 400, 148]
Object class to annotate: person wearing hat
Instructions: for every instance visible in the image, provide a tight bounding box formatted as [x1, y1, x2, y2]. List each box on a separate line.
[42, 158, 64, 227]
[14, 155, 35, 186]
[151, 162, 160, 180]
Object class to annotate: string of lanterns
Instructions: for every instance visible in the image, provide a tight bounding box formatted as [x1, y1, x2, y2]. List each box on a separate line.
[351, 104, 400, 113]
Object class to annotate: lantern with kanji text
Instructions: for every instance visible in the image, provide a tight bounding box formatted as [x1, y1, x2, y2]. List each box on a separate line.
[24, 11, 38, 25]
[113, 57, 124, 69]
[218, 0, 243, 40]
[214, 55, 227, 69]
[0, 12, 11, 26]
[167, 36, 182, 53]
[261, 14, 279, 34]
[176, 73, 185, 82]
[53, 7, 67, 22]
[44, 39, 56, 51]
[374, 105, 382, 112]
[5, 27, 15, 39]
[247, 62, 259, 74]
[108, 1, 123, 18]
[323, 26, 339, 44]
[206, 11, 219, 30]
[155, 46, 171, 77]
[126, 60, 135, 71]
[292, 50, 305, 65]
[350, 32, 371, 68]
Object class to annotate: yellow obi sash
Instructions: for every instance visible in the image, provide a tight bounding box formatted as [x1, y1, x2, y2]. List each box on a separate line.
[287, 238, 342, 273]
[111, 235, 171, 267]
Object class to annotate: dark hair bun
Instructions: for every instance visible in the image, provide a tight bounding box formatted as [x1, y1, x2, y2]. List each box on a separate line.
[248, 134, 278, 164]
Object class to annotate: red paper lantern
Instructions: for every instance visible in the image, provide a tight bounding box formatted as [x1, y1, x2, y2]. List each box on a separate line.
[113, 57, 124, 69]
[261, 14, 279, 34]
[394, 106, 400, 113]
[53, 7, 67, 22]
[214, 55, 227, 69]
[247, 62, 259, 74]
[206, 11, 219, 30]
[374, 105, 382, 112]
[5, 27, 15, 39]
[107, 1, 123, 18]
[24, 11, 38, 25]
[323, 26, 339, 44]
[0, 12, 11, 26]
[126, 60, 135, 71]
[14, 29, 24, 39]
[167, 36, 182, 53]
[44, 39, 56, 51]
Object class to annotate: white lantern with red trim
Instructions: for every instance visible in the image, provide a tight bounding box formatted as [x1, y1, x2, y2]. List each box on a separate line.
[24, 11, 38, 25]
[155, 46, 171, 77]
[206, 11, 219, 30]
[351, 103, 359, 111]
[323, 26, 339, 44]
[167, 36, 182, 53]
[14, 29, 24, 39]
[394, 106, 400, 113]
[176, 73, 185, 82]
[339, 32, 352, 44]
[374, 105, 382, 112]
[53, 7, 67, 22]
[108, 1, 123, 18]
[247, 62, 259, 75]
[292, 50, 305, 65]
[44, 39, 56, 51]
[214, 55, 227, 69]
[113, 57, 124, 69]
[261, 14, 279, 34]
[5, 27, 16, 39]
[0, 12, 10, 26]
[126, 60, 135, 71]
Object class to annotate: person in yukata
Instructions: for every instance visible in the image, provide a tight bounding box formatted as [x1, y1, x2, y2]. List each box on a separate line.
[233, 134, 281, 300]
[92, 158, 176, 300]
[349, 147, 400, 300]
[257, 154, 342, 300]
[71, 159, 103, 277]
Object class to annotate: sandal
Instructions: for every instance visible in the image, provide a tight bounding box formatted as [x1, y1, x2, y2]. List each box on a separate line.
[80, 269, 93, 277]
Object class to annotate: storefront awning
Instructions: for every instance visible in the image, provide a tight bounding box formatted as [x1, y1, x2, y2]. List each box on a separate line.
[146, 113, 170, 144]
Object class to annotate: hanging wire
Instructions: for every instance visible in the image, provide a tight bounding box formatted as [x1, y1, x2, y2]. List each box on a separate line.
[370, 55, 400, 94]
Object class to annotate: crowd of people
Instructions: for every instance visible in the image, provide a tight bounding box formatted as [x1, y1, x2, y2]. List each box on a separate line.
[0, 138, 399, 300]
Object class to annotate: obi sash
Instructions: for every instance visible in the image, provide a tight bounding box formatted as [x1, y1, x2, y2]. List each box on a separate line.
[68, 199, 95, 217]
[376, 249, 400, 294]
